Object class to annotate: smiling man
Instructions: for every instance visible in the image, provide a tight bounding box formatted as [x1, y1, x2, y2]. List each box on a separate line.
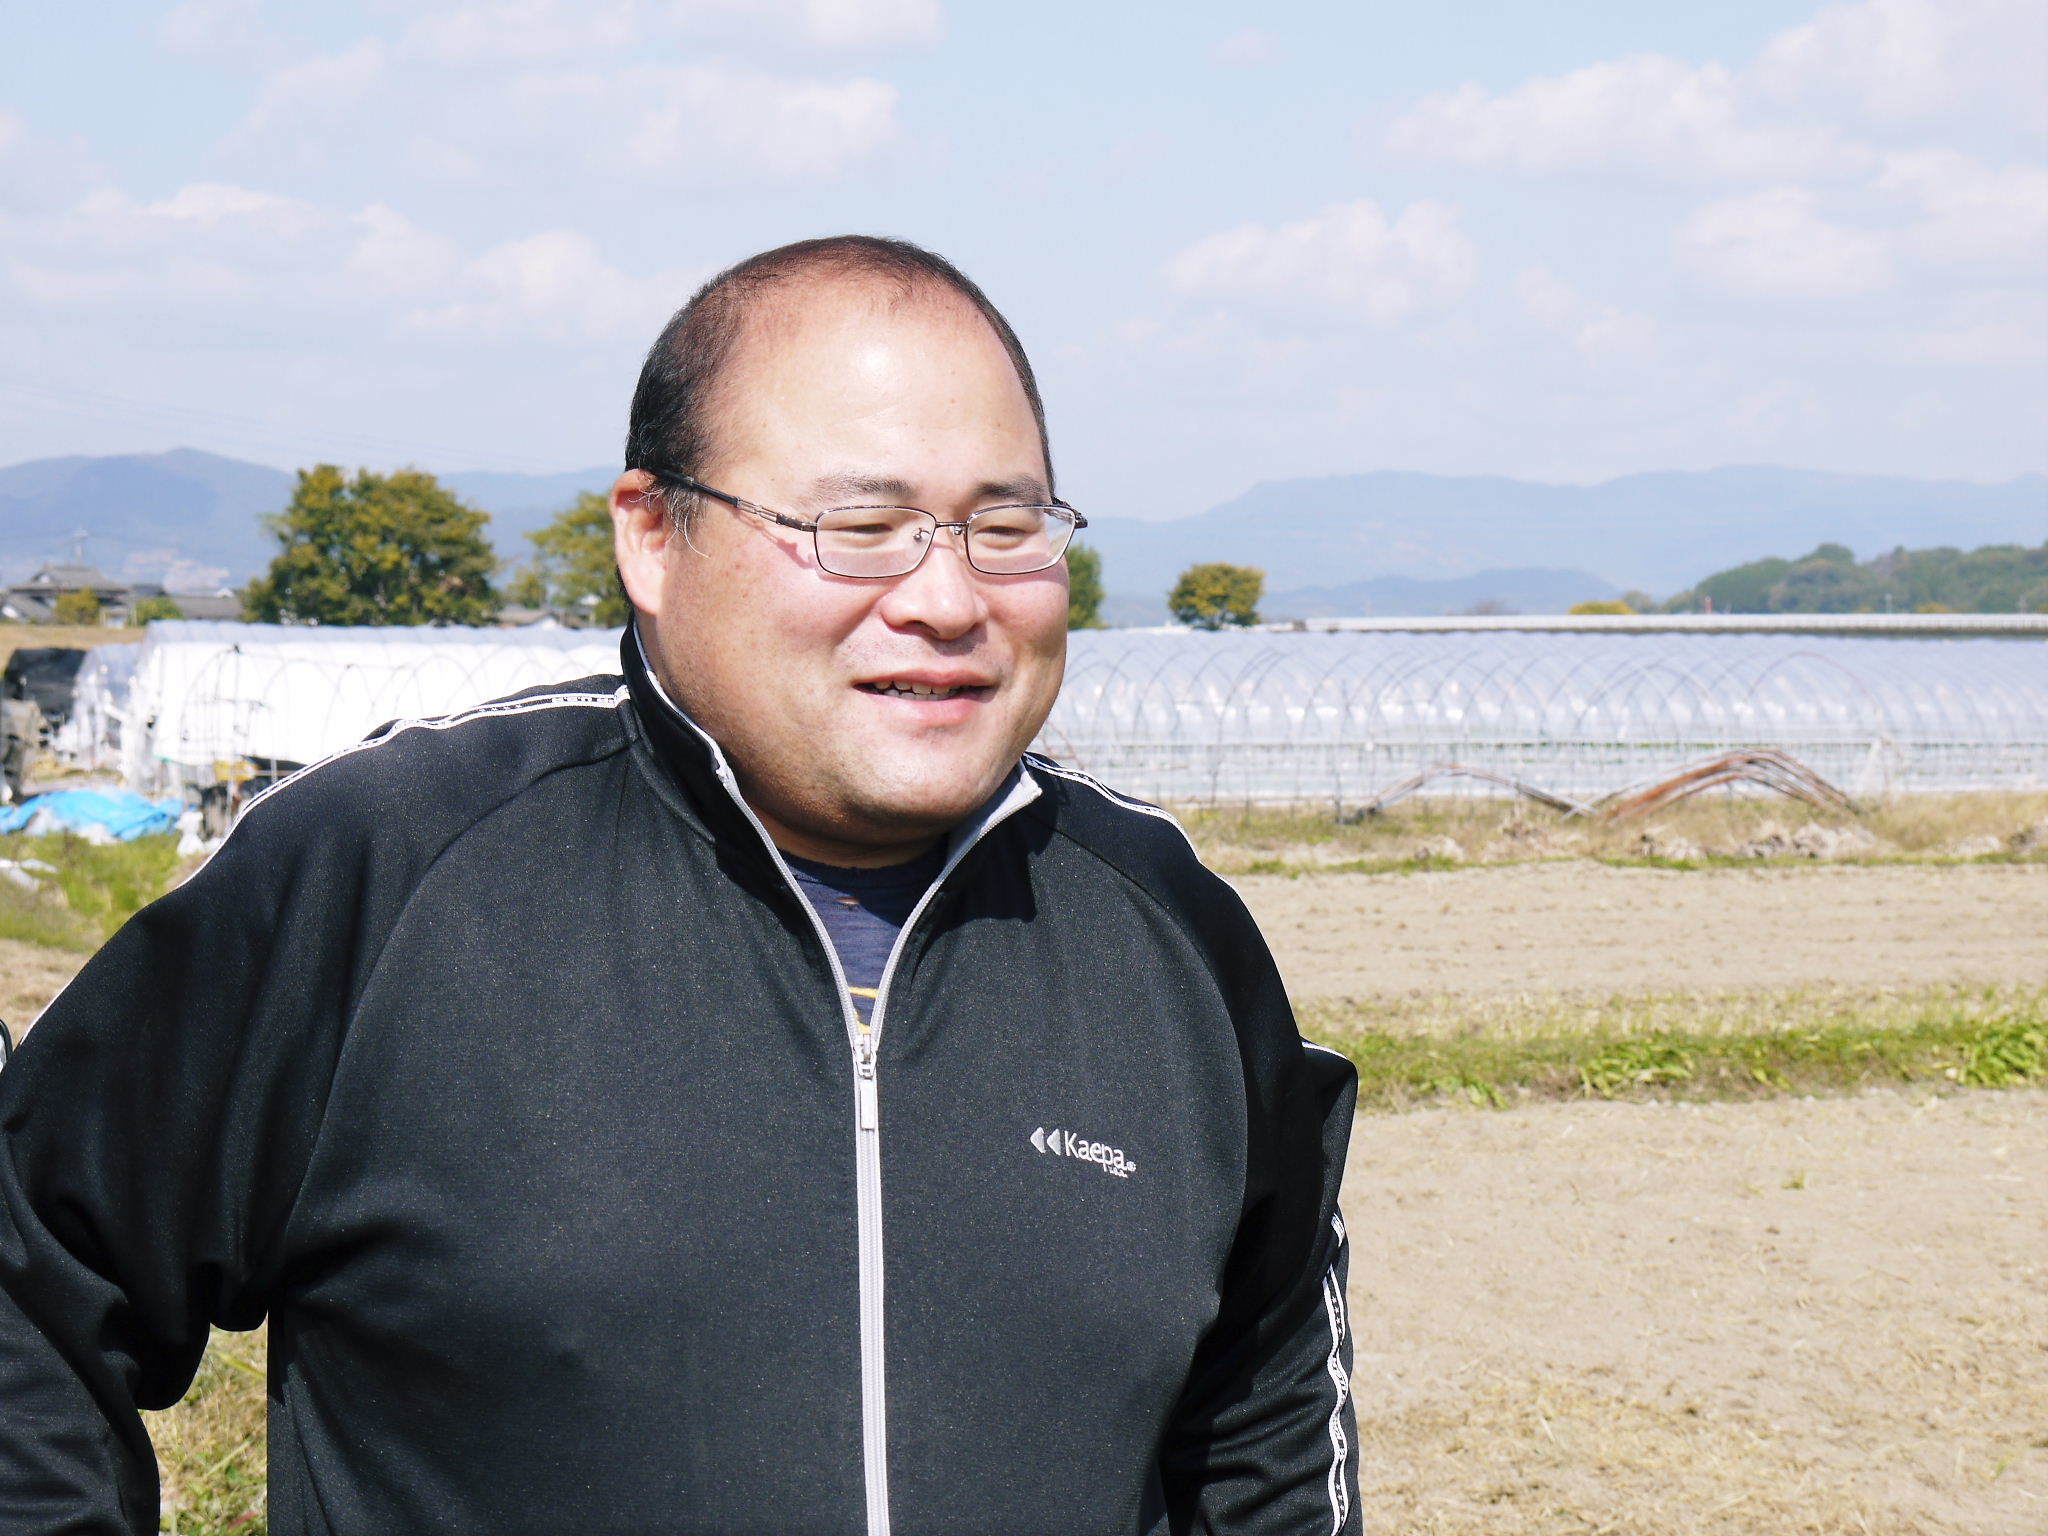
[0, 238, 1359, 1536]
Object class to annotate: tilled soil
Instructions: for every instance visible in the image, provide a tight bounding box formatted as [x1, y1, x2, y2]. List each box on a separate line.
[1343, 1088, 2048, 1534]
[1234, 861, 2048, 1000]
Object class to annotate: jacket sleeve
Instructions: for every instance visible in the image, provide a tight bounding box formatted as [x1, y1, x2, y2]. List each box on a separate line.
[1157, 901, 1362, 1535]
[0, 814, 364, 1534]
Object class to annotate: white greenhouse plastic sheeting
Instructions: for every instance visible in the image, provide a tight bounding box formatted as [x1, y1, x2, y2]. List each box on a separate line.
[52, 643, 142, 774]
[1040, 629, 2048, 805]
[83, 620, 2048, 808]
[125, 622, 622, 789]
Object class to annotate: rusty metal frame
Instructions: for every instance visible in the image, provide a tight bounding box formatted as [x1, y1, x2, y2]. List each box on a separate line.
[1597, 748, 1856, 821]
[1350, 762, 1593, 818]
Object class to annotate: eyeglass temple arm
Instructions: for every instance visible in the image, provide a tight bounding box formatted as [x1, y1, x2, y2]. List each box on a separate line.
[665, 473, 816, 533]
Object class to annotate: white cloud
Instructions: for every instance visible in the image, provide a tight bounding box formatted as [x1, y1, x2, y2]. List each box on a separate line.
[1167, 199, 1478, 325]
[1750, 0, 2046, 128]
[346, 204, 464, 297]
[1677, 188, 1893, 298]
[1211, 28, 1284, 68]
[237, 39, 388, 148]
[3, 177, 690, 345]
[0, 110, 105, 215]
[1514, 267, 1658, 358]
[643, 0, 941, 49]
[609, 66, 899, 180]
[1724, 379, 1830, 447]
[790, 0, 942, 49]
[1878, 150, 2048, 270]
[407, 229, 700, 340]
[157, 0, 275, 64]
[1386, 0, 2044, 181]
[230, 44, 898, 188]
[1906, 287, 2048, 366]
[397, 0, 637, 63]
[1387, 55, 1864, 181]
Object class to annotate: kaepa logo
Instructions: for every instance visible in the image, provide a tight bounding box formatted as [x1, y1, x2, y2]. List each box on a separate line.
[1030, 1125, 1135, 1179]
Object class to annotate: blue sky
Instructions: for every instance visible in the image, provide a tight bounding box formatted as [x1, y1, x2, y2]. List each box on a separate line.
[2, 0, 2043, 520]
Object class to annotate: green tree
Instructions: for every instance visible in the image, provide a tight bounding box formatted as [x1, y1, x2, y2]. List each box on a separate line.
[1568, 599, 1634, 616]
[52, 590, 103, 625]
[243, 466, 499, 626]
[1673, 539, 2047, 615]
[1065, 543, 1105, 630]
[131, 595, 184, 623]
[1169, 562, 1264, 630]
[508, 492, 629, 626]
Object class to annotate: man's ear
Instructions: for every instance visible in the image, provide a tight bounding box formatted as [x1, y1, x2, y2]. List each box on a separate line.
[611, 470, 673, 619]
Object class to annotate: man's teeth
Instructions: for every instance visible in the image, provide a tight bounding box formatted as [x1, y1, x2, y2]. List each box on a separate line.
[870, 682, 968, 698]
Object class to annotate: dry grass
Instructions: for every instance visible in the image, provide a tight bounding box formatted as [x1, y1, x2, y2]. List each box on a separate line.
[0, 622, 143, 674]
[144, 1328, 268, 1535]
[1184, 790, 2048, 874]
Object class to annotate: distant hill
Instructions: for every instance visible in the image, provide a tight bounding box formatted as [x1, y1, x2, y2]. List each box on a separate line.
[1671, 539, 2048, 614]
[1081, 465, 2047, 603]
[0, 449, 293, 588]
[0, 450, 615, 586]
[4, 450, 2041, 610]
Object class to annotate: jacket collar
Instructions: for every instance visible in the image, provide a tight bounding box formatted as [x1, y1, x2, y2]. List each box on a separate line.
[619, 623, 1042, 868]
[620, 622, 763, 852]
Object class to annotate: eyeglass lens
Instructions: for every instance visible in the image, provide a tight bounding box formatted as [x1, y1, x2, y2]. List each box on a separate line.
[811, 505, 1075, 578]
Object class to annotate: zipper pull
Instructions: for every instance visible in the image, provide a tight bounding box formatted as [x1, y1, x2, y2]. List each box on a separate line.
[855, 1043, 879, 1132]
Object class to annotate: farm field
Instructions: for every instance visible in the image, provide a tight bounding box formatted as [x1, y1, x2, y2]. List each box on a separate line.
[1236, 860, 2048, 999]
[1347, 1088, 2046, 1535]
[1, 814, 2043, 1533]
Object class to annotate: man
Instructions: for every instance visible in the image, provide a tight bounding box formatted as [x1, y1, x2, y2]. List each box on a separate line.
[0, 237, 1359, 1534]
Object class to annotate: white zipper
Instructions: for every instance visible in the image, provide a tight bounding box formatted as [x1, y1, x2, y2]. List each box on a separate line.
[634, 642, 1041, 1536]
[700, 760, 1037, 1536]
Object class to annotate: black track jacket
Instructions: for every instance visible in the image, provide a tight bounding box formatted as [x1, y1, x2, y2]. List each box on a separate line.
[0, 631, 1360, 1535]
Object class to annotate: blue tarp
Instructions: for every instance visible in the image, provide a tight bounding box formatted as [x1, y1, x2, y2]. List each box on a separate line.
[0, 789, 182, 841]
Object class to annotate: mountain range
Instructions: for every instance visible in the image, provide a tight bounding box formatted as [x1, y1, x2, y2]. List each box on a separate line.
[1, 449, 2041, 615]
[0, 450, 617, 591]
[1078, 466, 2047, 603]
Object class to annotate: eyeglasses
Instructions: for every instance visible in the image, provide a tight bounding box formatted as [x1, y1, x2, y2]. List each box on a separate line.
[655, 472, 1087, 580]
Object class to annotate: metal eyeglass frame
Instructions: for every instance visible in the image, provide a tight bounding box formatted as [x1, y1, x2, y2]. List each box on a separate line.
[655, 471, 1087, 579]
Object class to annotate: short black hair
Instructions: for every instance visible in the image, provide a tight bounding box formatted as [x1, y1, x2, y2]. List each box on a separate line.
[623, 235, 1052, 510]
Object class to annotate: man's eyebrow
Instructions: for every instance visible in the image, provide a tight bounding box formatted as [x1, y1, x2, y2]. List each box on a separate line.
[973, 475, 1051, 504]
[808, 472, 1052, 506]
[810, 471, 919, 504]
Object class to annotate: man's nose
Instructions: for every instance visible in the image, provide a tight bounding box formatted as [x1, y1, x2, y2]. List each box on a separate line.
[877, 527, 987, 639]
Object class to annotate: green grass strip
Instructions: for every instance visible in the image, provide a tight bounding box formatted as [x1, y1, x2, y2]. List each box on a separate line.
[1299, 986, 2048, 1112]
[0, 831, 186, 951]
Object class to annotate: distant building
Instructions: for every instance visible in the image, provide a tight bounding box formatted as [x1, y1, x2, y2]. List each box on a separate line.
[1, 564, 244, 624]
[3, 564, 131, 623]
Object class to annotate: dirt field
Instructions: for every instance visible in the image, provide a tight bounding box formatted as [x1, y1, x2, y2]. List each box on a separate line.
[4, 858, 2042, 1532]
[1235, 861, 2048, 1000]
[1347, 1089, 2048, 1534]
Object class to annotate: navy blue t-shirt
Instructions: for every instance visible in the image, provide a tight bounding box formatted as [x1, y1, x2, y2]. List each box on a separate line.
[783, 844, 948, 1027]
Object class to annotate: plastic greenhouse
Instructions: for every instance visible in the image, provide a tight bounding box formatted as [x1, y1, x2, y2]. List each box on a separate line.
[60, 619, 2048, 814]
[1040, 628, 2048, 806]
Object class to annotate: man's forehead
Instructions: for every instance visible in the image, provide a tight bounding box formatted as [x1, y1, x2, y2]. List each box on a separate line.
[805, 469, 1051, 505]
